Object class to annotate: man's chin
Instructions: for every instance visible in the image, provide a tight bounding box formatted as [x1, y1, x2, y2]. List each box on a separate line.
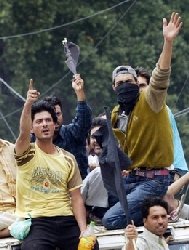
[38, 136, 52, 140]
[156, 228, 167, 236]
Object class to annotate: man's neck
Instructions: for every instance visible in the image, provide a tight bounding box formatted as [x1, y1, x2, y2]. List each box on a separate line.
[36, 140, 57, 154]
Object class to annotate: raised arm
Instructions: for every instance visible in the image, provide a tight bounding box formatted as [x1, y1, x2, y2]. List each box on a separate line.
[72, 74, 86, 101]
[124, 223, 138, 250]
[15, 79, 40, 155]
[158, 12, 182, 69]
[62, 74, 92, 139]
[146, 12, 182, 112]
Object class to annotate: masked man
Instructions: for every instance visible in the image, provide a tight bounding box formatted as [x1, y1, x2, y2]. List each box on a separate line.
[102, 12, 183, 230]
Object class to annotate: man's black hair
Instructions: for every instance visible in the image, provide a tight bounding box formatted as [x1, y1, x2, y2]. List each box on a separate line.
[31, 100, 57, 123]
[135, 66, 151, 85]
[87, 117, 107, 146]
[142, 197, 168, 219]
[91, 117, 107, 130]
[43, 96, 63, 111]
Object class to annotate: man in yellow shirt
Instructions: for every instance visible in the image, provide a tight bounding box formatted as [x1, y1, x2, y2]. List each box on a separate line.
[14, 80, 90, 250]
[0, 139, 17, 238]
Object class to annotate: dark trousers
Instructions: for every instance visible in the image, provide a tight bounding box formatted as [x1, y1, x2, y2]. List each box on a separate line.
[20, 216, 73, 250]
[21, 215, 99, 250]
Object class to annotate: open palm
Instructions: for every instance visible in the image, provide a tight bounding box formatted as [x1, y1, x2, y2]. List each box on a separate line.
[163, 12, 182, 41]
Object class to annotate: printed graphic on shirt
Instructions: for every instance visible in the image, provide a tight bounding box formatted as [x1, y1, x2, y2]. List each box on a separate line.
[30, 166, 64, 194]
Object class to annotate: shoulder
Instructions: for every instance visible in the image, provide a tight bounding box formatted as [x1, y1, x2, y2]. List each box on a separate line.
[15, 143, 35, 166]
[136, 235, 150, 249]
[59, 147, 77, 164]
[0, 139, 14, 148]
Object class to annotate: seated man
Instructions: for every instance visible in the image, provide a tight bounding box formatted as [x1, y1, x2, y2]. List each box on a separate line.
[0, 139, 17, 238]
[87, 117, 105, 172]
[102, 12, 183, 230]
[82, 117, 109, 223]
[123, 198, 169, 250]
[136, 66, 188, 178]
[81, 167, 109, 223]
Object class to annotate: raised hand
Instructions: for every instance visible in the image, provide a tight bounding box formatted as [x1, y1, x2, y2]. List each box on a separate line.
[125, 224, 138, 240]
[72, 74, 84, 92]
[26, 79, 40, 104]
[163, 12, 182, 42]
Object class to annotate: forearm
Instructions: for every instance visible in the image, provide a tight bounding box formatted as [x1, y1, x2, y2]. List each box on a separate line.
[167, 172, 189, 196]
[75, 90, 86, 101]
[16, 102, 32, 154]
[20, 102, 32, 136]
[71, 102, 92, 137]
[71, 195, 87, 233]
[158, 39, 173, 70]
[124, 240, 135, 250]
[145, 64, 170, 112]
[0, 228, 11, 238]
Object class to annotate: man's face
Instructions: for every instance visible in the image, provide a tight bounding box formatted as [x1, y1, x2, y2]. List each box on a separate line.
[32, 111, 55, 140]
[113, 74, 137, 89]
[89, 126, 101, 152]
[144, 206, 168, 237]
[137, 76, 148, 90]
[54, 105, 63, 132]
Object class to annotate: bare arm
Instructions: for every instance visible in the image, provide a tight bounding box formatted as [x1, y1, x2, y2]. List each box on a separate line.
[70, 188, 87, 234]
[159, 12, 182, 70]
[72, 74, 86, 101]
[0, 228, 11, 239]
[167, 172, 189, 196]
[146, 12, 182, 112]
[15, 79, 40, 155]
[124, 241, 135, 250]
[124, 224, 137, 250]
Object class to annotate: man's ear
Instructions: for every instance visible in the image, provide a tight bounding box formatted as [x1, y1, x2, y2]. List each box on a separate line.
[143, 218, 146, 225]
[30, 126, 34, 134]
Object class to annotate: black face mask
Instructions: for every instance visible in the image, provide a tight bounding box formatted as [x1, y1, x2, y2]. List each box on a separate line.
[115, 82, 139, 115]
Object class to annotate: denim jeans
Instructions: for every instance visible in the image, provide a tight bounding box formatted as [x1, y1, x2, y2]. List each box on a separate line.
[102, 174, 171, 230]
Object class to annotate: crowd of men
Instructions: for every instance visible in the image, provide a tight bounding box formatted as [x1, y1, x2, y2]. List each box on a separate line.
[0, 11, 188, 250]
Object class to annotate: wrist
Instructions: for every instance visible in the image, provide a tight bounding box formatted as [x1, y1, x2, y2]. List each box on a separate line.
[80, 225, 87, 234]
[164, 38, 174, 45]
[76, 91, 86, 101]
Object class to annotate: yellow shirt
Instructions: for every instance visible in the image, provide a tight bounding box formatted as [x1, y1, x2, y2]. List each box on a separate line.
[15, 143, 82, 218]
[0, 139, 16, 212]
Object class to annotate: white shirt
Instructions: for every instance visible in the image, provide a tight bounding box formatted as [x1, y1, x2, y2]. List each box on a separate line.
[81, 167, 108, 207]
[123, 228, 169, 250]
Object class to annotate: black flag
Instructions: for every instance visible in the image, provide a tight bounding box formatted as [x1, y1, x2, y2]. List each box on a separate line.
[62, 38, 80, 75]
[93, 107, 132, 224]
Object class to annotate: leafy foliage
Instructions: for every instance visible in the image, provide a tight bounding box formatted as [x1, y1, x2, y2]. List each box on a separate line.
[0, 0, 189, 169]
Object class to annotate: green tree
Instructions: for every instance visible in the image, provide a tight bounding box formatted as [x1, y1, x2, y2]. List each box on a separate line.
[0, 0, 188, 169]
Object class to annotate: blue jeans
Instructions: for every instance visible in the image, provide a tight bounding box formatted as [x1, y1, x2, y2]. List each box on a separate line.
[102, 174, 170, 230]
